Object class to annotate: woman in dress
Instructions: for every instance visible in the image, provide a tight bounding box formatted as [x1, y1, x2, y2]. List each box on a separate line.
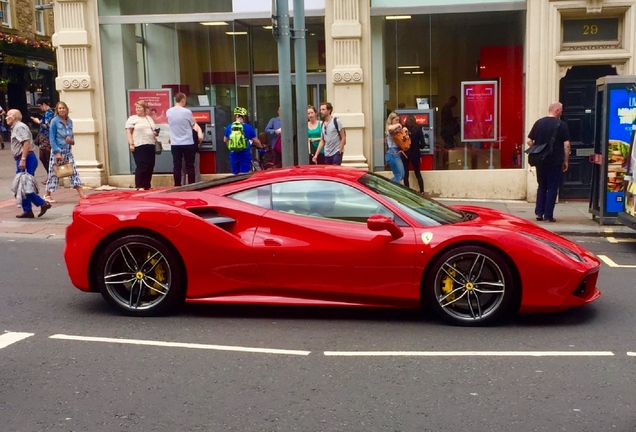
[45, 101, 86, 202]
[125, 100, 158, 190]
[401, 114, 425, 194]
[385, 112, 405, 183]
[307, 105, 324, 164]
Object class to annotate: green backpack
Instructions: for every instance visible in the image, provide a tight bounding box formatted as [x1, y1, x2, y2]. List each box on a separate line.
[227, 121, 247, 151]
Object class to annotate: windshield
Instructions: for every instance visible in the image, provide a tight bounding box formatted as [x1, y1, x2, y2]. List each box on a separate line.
[358, 173, 466, 226]
[161, 173, 253, 193]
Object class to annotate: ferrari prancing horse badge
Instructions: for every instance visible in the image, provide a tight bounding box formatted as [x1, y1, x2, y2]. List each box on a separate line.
[421, 232, 433, 245]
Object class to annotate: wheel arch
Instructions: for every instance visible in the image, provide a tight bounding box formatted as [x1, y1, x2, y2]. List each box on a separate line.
[88, 228, 187, 294]
[419, 240, 522, 314]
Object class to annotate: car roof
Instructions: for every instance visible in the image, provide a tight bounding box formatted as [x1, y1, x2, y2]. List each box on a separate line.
[250, 165, 368, 182]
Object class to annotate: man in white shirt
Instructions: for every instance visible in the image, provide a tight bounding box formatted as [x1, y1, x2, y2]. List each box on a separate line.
[167, 92, 202, 186]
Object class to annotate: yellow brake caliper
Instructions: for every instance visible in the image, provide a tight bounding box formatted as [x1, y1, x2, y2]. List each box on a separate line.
[147, 252, 166, 295]
[441, 266, 457, 304]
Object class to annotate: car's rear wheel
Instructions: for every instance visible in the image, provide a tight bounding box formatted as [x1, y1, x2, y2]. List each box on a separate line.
[424, 245, 515, 326]
[96, 234, 184, 316]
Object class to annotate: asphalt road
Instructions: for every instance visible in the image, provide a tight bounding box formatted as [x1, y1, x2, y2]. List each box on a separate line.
[1, 236, 635, 432]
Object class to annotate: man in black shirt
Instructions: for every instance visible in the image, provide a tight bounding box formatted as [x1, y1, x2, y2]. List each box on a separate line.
[526, 102, 571, 222]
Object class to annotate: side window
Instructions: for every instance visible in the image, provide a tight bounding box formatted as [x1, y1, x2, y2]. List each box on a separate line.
[271, 180, 395, 223]
[228, 185, 271, 209]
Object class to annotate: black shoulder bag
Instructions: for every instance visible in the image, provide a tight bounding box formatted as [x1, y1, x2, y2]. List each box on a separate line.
[526, 121, 560, 167]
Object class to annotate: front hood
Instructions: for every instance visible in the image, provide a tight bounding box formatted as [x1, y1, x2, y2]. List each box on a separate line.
[452, 205, 589, 253]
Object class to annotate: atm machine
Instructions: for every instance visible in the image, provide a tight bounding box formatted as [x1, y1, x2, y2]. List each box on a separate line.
[395, 108, 435, 169]
[189, 106, 231, 175]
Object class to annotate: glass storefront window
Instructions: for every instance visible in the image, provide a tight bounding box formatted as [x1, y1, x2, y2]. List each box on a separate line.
[383, 11, 525, 170]
[99, 11, 326, 177]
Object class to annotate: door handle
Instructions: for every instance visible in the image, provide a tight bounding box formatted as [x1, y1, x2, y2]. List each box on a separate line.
[264, 238, 282, 247]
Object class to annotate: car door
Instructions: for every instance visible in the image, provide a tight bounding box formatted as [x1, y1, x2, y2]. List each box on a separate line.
[251, 180, 418, 305]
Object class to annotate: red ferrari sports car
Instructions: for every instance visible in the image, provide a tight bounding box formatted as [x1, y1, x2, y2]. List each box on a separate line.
[64, 166, 600, 326]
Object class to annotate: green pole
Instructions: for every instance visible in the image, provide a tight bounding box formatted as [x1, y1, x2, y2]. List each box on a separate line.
[276, 0, 294, 167]
[293, 0, 308, 165]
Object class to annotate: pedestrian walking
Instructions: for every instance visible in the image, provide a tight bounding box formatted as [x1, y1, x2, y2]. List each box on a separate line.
[312, 102, 346, 165]
[6, 109, 51, 218]
[307, 105, 324, 164]
[527, 102, 571, 222]
[45, 101, 86, 202]
[30, 97, 54, 181]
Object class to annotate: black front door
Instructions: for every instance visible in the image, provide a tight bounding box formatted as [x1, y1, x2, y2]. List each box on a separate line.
[559, 65, 616, 199]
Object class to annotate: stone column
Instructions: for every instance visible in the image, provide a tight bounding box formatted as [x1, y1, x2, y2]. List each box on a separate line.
[52, 0, 105, 187]
[325, 0, 372, 169]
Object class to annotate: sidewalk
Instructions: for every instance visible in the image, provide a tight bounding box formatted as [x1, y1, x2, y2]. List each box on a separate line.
[0, 144, 632, 239]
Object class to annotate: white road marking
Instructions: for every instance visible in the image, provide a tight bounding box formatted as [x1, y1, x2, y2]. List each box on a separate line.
[598, 255, 636, 268]
[49, 334, 310, 356]
[323, 351, 614, 357]
[606, 237, 636, 244]
[627, 352, 636, 356]
[0, 332, 34, 349]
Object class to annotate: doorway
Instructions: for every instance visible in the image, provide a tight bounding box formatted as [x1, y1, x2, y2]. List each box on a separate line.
[559, 65, 616, 199]
[251, 73, 326, 136]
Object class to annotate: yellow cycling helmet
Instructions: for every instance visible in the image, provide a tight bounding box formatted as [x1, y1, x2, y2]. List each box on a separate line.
[233, 106, 247, 117]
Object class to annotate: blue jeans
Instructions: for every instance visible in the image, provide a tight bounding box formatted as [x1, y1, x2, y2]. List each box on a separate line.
[535, 163, 563, 220]
[324, 152, 343, 165]
[385, 150, 404, 183]
[15, 153, 45, 212]
[229, 148, 252, 174]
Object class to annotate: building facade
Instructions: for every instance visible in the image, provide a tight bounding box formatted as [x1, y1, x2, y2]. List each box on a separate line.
[50, 0, 636, 200]
[0, 0, 56, 117]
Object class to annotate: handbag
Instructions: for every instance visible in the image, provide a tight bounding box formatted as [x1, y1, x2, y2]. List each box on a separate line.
[390, 127, 411, 152]
[53, 161, 74, 178]
[143, 116, 162, 155]
[526, 121, 560, 167]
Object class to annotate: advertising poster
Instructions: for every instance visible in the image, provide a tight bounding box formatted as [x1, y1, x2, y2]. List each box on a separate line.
[605, 86, 636, 213]
[461, 81, 498, 142]
[127, 89, 172, 150]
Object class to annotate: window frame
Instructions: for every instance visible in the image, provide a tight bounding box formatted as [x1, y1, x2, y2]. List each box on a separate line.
[230, 179, 399, 225]
[34, 0, 45, 35]
[0, 0, 12, 28]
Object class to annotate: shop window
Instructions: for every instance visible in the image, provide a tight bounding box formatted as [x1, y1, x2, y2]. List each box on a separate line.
[382, 11, 525, 170]
[0, 0, 11, 28]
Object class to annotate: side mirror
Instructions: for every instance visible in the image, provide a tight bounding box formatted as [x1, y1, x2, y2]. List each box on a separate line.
[367, 214, 404, 240]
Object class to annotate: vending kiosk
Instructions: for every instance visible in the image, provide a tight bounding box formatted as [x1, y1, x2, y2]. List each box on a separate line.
[395, 108, 435, 169]
[590, 76, 636, 225]
[618, 117, 636, 229]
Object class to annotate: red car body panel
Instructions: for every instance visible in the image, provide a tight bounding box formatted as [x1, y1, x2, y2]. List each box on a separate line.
[64, 166, 600, 314]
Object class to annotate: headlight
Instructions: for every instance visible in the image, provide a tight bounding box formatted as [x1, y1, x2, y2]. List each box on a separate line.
[520, 232, 584, 262]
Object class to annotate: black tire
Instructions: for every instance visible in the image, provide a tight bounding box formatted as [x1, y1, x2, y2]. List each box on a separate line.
[423, 245, 515, 326]
[95, 234, 185, 317]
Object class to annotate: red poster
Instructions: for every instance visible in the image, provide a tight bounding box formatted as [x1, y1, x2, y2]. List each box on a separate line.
[461, 81, 498, 142]
[127, 89, 173, 125]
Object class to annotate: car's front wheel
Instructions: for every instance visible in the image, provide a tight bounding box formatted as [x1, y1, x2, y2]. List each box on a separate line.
[424, 245, 516, 326]
[95, 234, 185, 316]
